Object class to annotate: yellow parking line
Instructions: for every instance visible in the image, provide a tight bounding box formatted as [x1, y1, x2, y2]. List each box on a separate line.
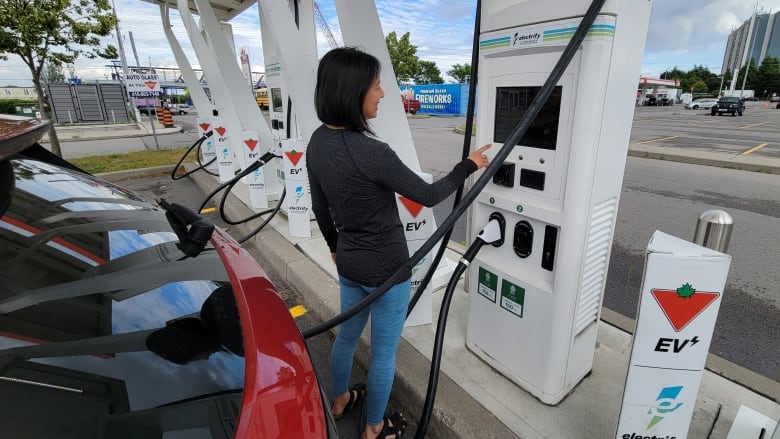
[637, 136, 678, 144]
[200, 207, 216, 214]
[289, 305, 307, 318]
[739, 121, 769, 129]
[741, 143, 768, 156]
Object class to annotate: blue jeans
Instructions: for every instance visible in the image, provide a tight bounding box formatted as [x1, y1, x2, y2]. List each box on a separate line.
[331, 275, 411, 425]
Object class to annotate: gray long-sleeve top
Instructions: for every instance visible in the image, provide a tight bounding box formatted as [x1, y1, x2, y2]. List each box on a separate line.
[306, 125, 477, 287]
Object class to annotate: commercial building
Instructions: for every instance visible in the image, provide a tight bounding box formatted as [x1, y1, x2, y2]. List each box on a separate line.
[722, 11, 780, 74]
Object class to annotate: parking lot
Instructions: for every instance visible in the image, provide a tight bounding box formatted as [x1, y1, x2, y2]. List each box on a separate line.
[630, 102, 780, 159]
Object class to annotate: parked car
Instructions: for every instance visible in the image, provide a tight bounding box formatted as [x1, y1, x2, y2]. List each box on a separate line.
[168, 104, 189, 115]
[403, 96, 421, 114]
[684, 98, 718, 110]
[0, 116, 333, 438]
[136, 104, 158, 115]
[710, 96, 745, 116]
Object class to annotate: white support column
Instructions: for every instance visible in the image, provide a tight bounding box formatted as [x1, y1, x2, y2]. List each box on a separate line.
[193, 0, 281, 201]
[333, 0, 420, 171]
[159, 4, 211, 113]
[256, 0, 320, 138]
[177, 0, 242, 181]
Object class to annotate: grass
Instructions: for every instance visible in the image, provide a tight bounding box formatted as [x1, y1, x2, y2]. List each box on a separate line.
[68, 147, 195, 174]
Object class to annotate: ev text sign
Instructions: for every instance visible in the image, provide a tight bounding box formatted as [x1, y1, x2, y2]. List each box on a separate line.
[125, 74, 161, 97]
[616, 231, 731, 439]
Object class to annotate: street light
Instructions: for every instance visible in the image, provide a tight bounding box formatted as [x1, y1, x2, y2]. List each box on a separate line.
[740, 15, 763, 98]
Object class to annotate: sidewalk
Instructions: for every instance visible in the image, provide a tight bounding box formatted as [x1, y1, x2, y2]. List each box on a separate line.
[40, 119, 182, 143]
[183, 167, 779, 439]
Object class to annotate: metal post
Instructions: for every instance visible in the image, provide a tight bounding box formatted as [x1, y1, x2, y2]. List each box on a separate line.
[693, 209, 733, 253]
[67, 110, 73, 124]
[111, 109, 116, 124]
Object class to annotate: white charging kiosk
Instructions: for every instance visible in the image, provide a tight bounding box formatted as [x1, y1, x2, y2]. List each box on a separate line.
[466, 0, 652, 405]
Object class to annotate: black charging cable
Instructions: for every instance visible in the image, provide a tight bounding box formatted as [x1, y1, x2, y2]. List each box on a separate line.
[171, 130, 218, 180]
[414, 217, 504, 439]
[406, 0, 482, 318]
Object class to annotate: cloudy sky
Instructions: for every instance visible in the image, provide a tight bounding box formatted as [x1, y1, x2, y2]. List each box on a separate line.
[1, 0, 778, 86]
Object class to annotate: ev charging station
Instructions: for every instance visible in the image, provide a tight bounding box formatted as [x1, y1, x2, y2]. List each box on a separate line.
[465, 0, 652, 404]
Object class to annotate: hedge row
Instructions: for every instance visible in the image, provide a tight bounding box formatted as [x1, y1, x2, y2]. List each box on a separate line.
[0, 99, 40, 115]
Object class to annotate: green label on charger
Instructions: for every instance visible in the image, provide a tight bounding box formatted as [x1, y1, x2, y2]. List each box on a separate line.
[477, 267, 497, 302]
[500, 279, 525, 317]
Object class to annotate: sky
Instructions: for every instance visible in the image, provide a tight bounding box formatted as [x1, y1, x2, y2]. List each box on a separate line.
[1, 0, 778, 86]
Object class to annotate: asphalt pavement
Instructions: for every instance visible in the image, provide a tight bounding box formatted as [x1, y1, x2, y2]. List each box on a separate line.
[53, 117, 780, 438]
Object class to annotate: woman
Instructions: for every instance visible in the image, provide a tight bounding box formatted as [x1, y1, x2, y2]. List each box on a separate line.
[307, 47, 490, 439]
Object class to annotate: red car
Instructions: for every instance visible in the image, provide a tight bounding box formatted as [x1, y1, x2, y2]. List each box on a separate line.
[0, 116, 333, 438]
[403, 96, 420, 114]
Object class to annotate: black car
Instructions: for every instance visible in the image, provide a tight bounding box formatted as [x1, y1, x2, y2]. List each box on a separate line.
[710, 97, 745, 116]
[136, 104, 158, 115]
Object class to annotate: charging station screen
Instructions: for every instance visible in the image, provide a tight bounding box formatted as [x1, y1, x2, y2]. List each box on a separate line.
[494, 86, 562, 150]
[271, 88, 283, 112]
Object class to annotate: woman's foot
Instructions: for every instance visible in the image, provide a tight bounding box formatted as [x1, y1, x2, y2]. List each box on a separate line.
[331, 383, 366, 420]
[362, 412, 407, 439]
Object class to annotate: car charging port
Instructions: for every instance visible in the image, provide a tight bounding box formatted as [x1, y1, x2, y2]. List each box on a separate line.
[513, 220, 533, 258]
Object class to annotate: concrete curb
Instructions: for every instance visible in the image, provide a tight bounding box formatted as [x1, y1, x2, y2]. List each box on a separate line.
[187, 168, 517, 439]
[97, 164, 177, 182]
[627, 144, 780, 175]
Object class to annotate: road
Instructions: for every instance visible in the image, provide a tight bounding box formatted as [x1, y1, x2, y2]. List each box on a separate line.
[66, 106, 780, 382]
[410, 109, 780, 382]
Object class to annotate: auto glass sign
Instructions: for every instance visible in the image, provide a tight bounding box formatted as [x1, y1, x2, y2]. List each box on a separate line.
[125, 74, 161, 97]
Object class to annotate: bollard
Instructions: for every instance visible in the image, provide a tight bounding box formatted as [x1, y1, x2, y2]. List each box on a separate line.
[67, 110, 73, 124]
[111, 110, 116, 124]
[693, 209, 733, 253]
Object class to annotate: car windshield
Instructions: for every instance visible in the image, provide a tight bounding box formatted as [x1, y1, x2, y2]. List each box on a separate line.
[720, 97, 740, 103]
[0, 157, 247, 436]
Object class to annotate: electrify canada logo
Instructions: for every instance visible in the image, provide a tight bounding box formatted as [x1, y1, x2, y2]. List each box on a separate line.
[620, 386, 684, 439]
[512, 31, 541, 47]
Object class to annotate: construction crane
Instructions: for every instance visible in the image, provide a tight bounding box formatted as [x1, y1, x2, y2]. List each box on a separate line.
[313, 1, 339, 49]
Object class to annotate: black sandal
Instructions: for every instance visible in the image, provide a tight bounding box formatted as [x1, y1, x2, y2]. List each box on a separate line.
[332, 382, 366, 420]
[377, 412, 407, 438]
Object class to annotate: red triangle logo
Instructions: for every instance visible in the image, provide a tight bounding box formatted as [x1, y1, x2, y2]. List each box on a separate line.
[144, 81, 157, 90]
[651, 288, 720, 332]
[398, 196, 423, 218]
[199, 123, 210, 132]
[285, 149, 303, 166]
[244, 138, 258, 151]
[215, 127, 226, 137]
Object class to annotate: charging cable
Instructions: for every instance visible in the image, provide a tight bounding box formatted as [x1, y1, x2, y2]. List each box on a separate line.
[171, 130, 217, 180]
[414, 215, 504, 438]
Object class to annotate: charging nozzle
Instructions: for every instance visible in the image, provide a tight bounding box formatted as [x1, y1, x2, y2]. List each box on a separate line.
[482, 212, 506, 247]
[463, 214, 505, 263]
[257, 144, 284, 166]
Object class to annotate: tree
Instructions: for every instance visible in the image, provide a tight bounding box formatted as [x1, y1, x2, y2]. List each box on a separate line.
[414, 60, 443, 84]
[735, 58, 760, 93]
[447, 63, 471, 83]
[385, 31, 419, 84]
[45, 62, 66, 84]
[757, 56, 780, 98]
[0, 0, 118, 157]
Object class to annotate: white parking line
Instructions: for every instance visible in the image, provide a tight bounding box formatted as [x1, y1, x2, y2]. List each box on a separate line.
[636, 135, 678, 144]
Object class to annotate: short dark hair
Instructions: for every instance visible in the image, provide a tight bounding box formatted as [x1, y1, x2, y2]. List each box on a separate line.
[315, 47, 381, 134]
[145, 317, 221, 365]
